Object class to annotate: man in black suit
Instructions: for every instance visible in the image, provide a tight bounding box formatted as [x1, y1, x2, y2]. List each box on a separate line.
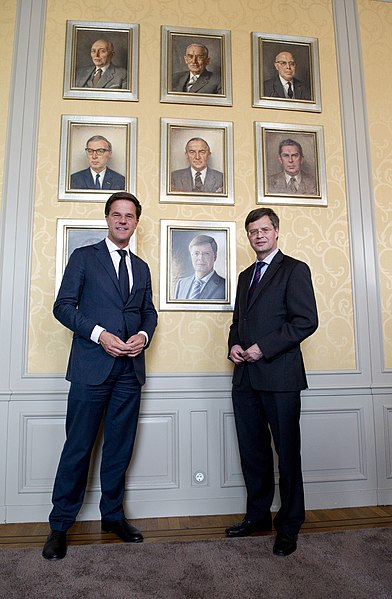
[172, 43, 221, 94]
[263, 51, 310, 100]
[70, 135, 125, 191]
[225, 207, 318, 556]
[42, 192, 158, 560]
[171, 137, 224, 194]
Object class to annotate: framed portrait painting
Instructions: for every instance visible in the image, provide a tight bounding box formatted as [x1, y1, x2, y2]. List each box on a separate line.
[55, 218, 137, 295]
[58, 115, 137, 202]
[255, 122, 327, 206]
[160, 220, 236, 311]
[252, 32, 321, 112]
[63, 21, 139, 101]
[160, 118, 234, 205]
[160, 25, 232, 106]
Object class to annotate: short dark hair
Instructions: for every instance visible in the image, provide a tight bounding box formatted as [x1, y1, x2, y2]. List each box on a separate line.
[245, 208, 279, 230]
[104, 192, 142, 219]
[278, 138, 303, 157]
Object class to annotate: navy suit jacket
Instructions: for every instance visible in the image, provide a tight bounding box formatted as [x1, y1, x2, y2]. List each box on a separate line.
[70, 167, 125, 191]
[229, 250, 318, 392]
[54, 240, 158, 386]
[171, 167, 224, 193]
[172, 69, 222, 94]
[263, 76, 310, 100]
[75, 63, 127, 89]
[175, 271, 226, 300]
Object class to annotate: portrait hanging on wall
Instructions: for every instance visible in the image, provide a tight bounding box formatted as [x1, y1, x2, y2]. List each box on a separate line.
[55, 218, 137, 295]
[58, 115, 137, 202]
[255, 122, 327, 206]
[160, 220, 236, 311]
[160, 118, 234, 205]
[63, 20, 139, 101]
[252, 32, 321, 112]
[160, 25, 232, 106]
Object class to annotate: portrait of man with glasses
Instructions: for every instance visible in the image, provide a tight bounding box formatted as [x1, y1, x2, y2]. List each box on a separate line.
[263, 49, 311, 101]
[70, 135, 126, 191]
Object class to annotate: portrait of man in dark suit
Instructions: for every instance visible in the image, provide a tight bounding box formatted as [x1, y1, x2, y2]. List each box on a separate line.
[70, 135, 126, 191]
[171, 137, 224, 194]
[171, 42, 222, 94]
[75, 38, 127, 89]
[263, 50, 310, 100]
[174, 234, 226, 300]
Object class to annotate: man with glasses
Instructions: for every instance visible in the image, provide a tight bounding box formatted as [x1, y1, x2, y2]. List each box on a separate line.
[70, 135, 125, 191]
[172, 43, 222, 94]
[225, 207, 318, 556]
[268, 139, 317, 196]
[263, 51, 310, 100]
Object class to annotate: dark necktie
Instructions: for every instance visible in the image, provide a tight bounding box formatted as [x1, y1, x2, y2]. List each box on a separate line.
[247, 261, 265, 305]
[289, 176, 297, 193]
[94, 173, 100, 189]
[92, 68, 102, 86]
[117, 250, 129, 302]
[287, 81, 293, 98]
[193, 171, 203, 192]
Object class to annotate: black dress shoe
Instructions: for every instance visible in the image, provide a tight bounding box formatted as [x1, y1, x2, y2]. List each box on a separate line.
[225, 517, 272, 538]
[101, 517, 143, 543]
[273, 533, 297, 556]
[42, 530, 67, 560]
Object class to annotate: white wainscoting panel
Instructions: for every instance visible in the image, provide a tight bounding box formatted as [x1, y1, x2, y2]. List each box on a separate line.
[374, 393, 392, 505]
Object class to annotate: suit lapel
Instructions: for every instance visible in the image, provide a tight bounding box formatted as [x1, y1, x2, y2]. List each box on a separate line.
[94, 240, 122, 298]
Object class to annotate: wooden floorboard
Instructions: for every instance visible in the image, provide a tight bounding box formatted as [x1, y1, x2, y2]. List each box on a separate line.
[0, 506, 391, 549]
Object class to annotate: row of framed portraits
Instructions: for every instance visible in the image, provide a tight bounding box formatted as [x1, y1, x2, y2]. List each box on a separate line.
[59, 115, 327, 207]
[56, 219, 236, 312]
[64, 21, 321, 112]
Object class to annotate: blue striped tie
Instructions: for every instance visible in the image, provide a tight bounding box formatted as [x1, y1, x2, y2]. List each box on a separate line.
[247, 261, 265, 304]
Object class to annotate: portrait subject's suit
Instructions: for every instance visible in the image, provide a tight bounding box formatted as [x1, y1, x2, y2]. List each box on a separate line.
[175, 271, 226, 300]
[70, 167, 125, 191]
[229, 250, 318, 536]
[171, 167, 224, 193]
[267, 171, 317, 196]
[172, 69, 222, 94]
[263, 76, 310, 100]
[49, 240, 158, 531]
[75, 63, 128, 89]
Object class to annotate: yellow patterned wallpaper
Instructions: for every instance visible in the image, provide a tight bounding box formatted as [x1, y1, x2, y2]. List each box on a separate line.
[28, 0, 356, 374]
[0, 1, 17, 208]
[358, 0, 392, 369]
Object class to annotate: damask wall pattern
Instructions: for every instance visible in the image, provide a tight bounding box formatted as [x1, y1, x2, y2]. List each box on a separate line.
[358, 0, 392, 369]
[27, 0, 356, 374]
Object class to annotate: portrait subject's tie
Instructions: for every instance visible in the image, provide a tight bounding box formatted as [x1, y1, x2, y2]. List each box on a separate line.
[189, 277, 203, 300]
[187, 75, 197, 91]
[247, 261, 265, 305]
[193, 171, 203, 192]
[92, 68, 102, 86]
[288, 176, 297, 193]
[94, 173, 101, 189]
[117, 250, 130, 302]
[287, 81, 293, 98]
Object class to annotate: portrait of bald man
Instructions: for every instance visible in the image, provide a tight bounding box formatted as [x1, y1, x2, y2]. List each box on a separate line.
[172, 42, 222, 94]
[263, 50, 310, 100]
[75, 38, 127, 89]
[170, 137, 224, 194]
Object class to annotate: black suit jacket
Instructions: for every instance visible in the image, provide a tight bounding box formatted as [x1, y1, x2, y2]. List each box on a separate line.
[263, 76, 310, 100]
[54, 240, 157, 386]
[70, 167, 125, 191]
[228, 250, 318, 391]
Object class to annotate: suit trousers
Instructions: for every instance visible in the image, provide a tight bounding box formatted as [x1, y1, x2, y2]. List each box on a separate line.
[232, 366, 305, 536]
[49, 357, 141, 531]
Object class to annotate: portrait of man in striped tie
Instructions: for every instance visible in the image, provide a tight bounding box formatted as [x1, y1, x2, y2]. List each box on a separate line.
[170, 137, 224, 194]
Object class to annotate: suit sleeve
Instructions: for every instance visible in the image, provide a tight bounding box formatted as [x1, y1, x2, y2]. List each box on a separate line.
[137, 262, 158, 347]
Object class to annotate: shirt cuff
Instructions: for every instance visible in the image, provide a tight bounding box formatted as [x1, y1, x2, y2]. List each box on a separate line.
[91, 325, 106, 344]
[138, 331, 149, 346]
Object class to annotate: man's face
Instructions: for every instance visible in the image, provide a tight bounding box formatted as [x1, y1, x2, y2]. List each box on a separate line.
[247, 215, 279, 260]
[190, 242, 216, 278]
[90, 40, 114, 68]
[105, 199, 138, 248]
[185, 139, 211, 172]
[184, 45, 210, 75]
[86, 139, 112, 173]
[278, 144, 304, 176]
[274, 52, 296, 82]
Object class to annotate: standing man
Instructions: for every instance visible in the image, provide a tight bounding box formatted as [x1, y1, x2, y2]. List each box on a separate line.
[70, 135, 125, 191]
[171, 138, 224, 194]
[172, 43, 222, 94]
[76, 38, 127, 89]
[263, 51, 310, 100]
[174, 234, 226, 300]
[42, 192, 158, 560]
[225, 208, 318, 556]
[268, 139, 317, 196]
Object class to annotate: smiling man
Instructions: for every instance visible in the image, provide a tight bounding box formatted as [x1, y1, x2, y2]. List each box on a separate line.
[172, 43, 222, 94]
[171, 137, 224, 194]
[267, 138, 317, 196]
[42, 192, 157, 561]
[70, 135, 125, 191]
[263, 51, 310, 100]
[75, 38, 127, 89]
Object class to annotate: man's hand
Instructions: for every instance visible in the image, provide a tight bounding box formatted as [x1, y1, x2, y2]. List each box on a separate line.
[125, 333, 146, 358]
[242, 343, 263, 363]
[229, 344, 246, 364]
[99, 331, 133, 358]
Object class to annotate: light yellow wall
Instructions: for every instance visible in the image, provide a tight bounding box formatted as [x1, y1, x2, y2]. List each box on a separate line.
[0, 1, 17, 208]
[28, 0, 355, 374]
[358, 0, 392, 369]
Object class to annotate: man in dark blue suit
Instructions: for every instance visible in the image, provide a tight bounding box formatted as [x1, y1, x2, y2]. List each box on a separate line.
[225, 208, 318, 556]
[70, 135, 125, 191]
[42, 192, 158, 560]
